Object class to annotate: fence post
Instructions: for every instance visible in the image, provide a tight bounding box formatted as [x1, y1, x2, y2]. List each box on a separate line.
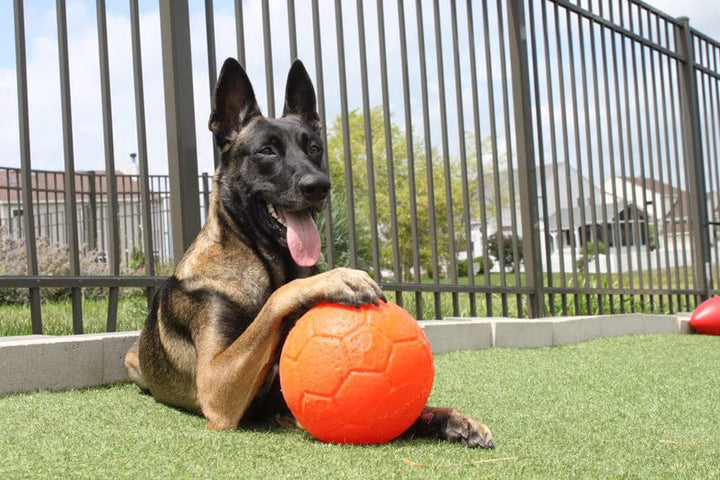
[675, 17, 712, 301]
[14, 0, 42, 333]
[506, 0, 544, 317]
[159, 0, 201, 264]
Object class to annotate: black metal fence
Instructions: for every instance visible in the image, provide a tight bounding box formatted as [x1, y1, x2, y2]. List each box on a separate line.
[4, 0, 720, 334]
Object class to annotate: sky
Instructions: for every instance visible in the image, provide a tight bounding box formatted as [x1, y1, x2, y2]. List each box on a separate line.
[0, 0, 719, 177]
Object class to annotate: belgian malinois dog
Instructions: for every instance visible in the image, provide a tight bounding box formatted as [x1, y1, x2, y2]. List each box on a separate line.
[124, 58, 493, 448]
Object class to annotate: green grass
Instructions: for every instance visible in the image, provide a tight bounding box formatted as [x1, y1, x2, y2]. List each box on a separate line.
[0, 334, 718, 479]
[0, 293, 147, 336]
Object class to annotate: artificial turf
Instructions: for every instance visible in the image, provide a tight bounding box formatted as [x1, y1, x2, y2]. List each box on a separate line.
[0, 334, 718, 479]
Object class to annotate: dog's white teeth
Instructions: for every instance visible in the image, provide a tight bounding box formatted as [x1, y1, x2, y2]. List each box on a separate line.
[267, 204, 286, 226]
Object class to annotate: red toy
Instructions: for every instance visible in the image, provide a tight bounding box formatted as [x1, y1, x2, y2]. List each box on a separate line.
[690, 297, 720, 335]
[279, 301, 434, 444]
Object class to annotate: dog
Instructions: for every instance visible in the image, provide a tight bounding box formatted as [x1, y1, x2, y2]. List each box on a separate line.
[124, 58, 493, 448]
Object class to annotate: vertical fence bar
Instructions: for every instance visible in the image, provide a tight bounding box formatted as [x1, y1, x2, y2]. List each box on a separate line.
[4, 168, 13, 236]
[699, 41, 717, 298]
[310, 0, 333, 269]
[542, 0, 567, 315]
[564, 7, 590, 312]
[159, 0, 201, 264]
[57, 0, 83, 334]
[594, 0, 616, 313]
[130, 0, 156, 308]
[397, 0, 423, 317]
[610, 1, 633, 312]
[527, 0, 553, 316]
[449, 0, 476, 316]
[202, 172, 211, 217]
[261, 0, 275, 117]
[415, 0, 442, 318]
[626, 6, 648, 311]
[87, 171, 97, 250]
[14, 0, 42, 333]
[432, 0, 460, 316]
[575, 5, 601, 312]
[496, 0, 522, 314]
[507, 0, 543, 317]
[676, 17, 711, 302]
[288, 0, 297, 60]
[639, 12, 664, 312]
[584, 0, 608, 310]
[234, 0, 245, 67]
[335, 0, 357, 269]
[205, 0, 220, 169]
[651, 14, 667, 312]
[668, 28, 692, 310]
[658, 20, 679, 312]
[376, 0, 402, 305]
[554, 3, 580, 314]
[466, 0, 493, 316]
[707, 42, 720, 295]
[97, 0, 121, 332]
[482, 0, 509, 316]
[355, 0, 381, 282]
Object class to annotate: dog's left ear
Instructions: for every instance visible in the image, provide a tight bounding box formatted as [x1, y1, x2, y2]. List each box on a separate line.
[282, 60, 321, 134]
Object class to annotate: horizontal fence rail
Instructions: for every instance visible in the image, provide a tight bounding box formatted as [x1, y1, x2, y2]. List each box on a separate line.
[2, 0, 719, 334]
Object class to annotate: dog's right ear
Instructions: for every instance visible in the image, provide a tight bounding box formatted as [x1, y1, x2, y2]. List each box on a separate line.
[209, 58, 261, 149]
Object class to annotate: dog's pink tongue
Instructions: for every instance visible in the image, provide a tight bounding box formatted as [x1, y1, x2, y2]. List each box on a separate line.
[280, 209, 321, 267]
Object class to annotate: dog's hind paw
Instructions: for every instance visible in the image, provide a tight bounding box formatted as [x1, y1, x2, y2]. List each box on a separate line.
[443, 411, 494, 449]
[407, 406, 494, 449]
[274, 414, 301, 430]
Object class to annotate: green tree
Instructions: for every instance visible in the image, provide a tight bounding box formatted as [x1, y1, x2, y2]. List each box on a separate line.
[324, 107, 469, 281]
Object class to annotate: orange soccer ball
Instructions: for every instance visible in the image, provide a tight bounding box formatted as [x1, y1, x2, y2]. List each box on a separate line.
[279, 301, 434, 444]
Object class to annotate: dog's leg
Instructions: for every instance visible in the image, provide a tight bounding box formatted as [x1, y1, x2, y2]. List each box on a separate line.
[196, 268, 384, 430]
[405, 406, 494, 448]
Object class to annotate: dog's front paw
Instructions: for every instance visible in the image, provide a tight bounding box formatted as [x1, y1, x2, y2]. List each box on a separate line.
[443, 410, 494, 448]
[316, 268, 386, 308]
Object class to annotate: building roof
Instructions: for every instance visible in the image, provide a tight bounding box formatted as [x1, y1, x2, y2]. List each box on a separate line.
[0, 169, 145, 203]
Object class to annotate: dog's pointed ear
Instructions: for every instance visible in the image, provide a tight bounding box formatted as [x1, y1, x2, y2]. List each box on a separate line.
[282, 60, 321, 134]
[209, 58, 261, 149]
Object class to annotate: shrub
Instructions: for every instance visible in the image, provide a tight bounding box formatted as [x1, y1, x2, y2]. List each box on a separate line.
[457, 259, 469, 277]
[475, 255, 494, 275]
[488, 234, 523, 272]
[577, 241, 607, 273]
[585, 241, 607, 257]
[457, 255, 494, 277]
[0, 228, 141, 304]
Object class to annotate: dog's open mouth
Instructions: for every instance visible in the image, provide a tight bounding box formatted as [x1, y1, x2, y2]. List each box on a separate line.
[267, 203, 321, 267]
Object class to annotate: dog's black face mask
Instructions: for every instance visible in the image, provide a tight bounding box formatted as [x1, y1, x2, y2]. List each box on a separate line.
[209, 58, 328, 267]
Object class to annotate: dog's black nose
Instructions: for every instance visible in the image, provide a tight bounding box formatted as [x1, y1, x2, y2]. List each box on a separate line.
[298, 174, 330, 203]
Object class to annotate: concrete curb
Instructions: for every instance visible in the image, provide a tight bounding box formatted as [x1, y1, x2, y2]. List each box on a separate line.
[0, 314, 694, 397]
[0, 332, 137, 397]
[422, 314, 692, 352]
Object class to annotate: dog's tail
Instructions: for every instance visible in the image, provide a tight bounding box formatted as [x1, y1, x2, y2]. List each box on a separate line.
[125, 340, 150, 392]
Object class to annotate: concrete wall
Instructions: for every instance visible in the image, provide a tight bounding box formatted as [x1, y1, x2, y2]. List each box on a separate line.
[0, 314, 692, 397]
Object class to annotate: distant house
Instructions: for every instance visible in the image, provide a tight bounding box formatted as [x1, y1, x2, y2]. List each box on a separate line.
[0, 167, 171, 265]
[609, 176, 720, 252]
[464, 162, 704, 265]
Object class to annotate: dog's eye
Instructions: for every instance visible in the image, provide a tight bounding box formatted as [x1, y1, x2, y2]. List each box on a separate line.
[308, 145, 322, 155]
[258, 146, 275, 156]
